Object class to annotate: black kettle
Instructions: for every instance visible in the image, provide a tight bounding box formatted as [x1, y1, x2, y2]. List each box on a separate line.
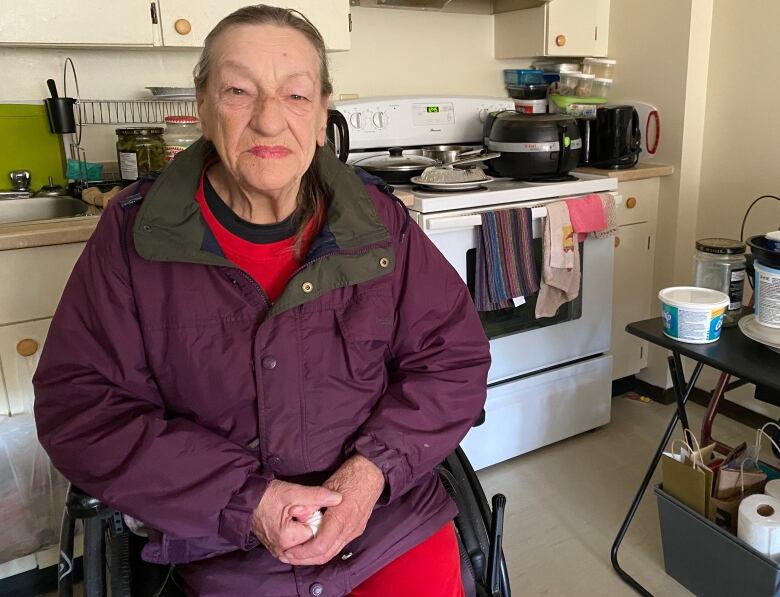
[326, 109, 349, 162]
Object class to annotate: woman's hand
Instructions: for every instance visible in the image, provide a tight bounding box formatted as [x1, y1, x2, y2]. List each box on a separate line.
[251, 480, 342, 560]
[280, 455, 385, 566]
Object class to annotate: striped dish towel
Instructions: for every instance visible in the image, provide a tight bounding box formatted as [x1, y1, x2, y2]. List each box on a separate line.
[475, 208, 540, 311]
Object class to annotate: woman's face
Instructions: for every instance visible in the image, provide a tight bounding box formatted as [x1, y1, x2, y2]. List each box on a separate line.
[197, 24, 328, 199]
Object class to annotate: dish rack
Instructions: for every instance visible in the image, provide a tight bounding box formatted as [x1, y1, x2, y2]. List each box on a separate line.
[76, 98, 197, 125]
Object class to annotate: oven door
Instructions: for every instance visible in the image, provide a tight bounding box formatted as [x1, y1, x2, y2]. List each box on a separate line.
[417, 194, 618, 384]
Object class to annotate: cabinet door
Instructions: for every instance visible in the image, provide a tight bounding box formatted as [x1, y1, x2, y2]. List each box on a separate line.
[611, 223, 654, 380]
[0, 319, 51, 416]
[0, 1, 156, 47]
[546, 0, 609, 57]
[159, 1, 350, 50]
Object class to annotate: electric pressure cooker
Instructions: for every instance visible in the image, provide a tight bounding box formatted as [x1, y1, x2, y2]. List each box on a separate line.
[483, 112, 582, 180]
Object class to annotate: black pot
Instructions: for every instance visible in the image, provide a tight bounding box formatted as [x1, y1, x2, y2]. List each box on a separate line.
[484, 112, 581, 180]
[748, 235, 780, 269]
[353, 147, 439, 185]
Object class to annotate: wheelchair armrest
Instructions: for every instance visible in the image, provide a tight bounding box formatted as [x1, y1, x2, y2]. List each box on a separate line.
[66, 485, 110, 519]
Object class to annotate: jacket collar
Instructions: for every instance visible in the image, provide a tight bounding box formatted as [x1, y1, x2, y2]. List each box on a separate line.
[132, 138, 394, 315]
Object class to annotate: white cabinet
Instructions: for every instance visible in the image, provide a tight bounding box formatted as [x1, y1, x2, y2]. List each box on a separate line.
[495, 0, 610, 58]
[610, 178, 660, 380]
[159, 0, 350, 50]
[0, 1, 157, 47]
[0, 319, 51, 416]
[0, 1, 350, 50]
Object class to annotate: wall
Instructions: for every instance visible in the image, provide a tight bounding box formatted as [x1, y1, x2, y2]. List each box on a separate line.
[695, 0, 780, 417]
[0, 7, 530, 162]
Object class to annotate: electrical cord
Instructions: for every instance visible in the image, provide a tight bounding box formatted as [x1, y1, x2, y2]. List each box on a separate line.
[740, 194, 780, 242]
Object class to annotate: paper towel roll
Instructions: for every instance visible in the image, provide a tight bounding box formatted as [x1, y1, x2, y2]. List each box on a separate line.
[766, 479, 780, 500]
[738, 494, 780, 559]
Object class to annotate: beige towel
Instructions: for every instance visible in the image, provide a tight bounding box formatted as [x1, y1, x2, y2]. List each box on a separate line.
[535, 201, 581, 318]
[594, 193, 618, 239]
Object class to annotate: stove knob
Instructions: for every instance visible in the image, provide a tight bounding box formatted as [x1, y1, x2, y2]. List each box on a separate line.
[349, 112, 363, 129]
[372, 111, 388, 129]
[478, 108, 489, 123]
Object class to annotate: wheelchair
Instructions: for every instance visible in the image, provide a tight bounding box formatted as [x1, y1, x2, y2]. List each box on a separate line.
[58, 447, 511, 597]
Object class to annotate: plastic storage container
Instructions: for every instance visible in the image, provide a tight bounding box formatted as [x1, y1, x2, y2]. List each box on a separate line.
[163, 115, 200, 163]
[693, 238, 746, 326]
[503, 69, 545, 86]
[513, 99, 547, 114]
[116, 127, 165, 181]
[755, 261, 780, 328]
[506, 84, 549, 100]
[531, 59, 582, 73]
[590, 78, 613, 99]
[656, 486, 780, 597]
[659, 286, 730, 343]
[583, 57, 616, 79]
[557, 72, 595, 97]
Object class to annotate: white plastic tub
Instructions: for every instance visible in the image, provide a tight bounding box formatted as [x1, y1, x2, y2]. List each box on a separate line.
[659, 286, 729, 343]
[591, 77, 613, 99]
[513, 98, 547, 114]
[755, 262, 780, 328]
[583, 58, 617, 79]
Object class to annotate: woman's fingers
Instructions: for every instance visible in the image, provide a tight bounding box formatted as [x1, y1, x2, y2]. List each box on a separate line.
[282, 507, 351, 566]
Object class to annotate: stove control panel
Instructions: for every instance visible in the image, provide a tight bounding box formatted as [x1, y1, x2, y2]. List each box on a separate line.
[333, 96, 514, 150]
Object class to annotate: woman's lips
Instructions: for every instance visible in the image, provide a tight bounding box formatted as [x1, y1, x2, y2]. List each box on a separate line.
[249, 145, 291, 158]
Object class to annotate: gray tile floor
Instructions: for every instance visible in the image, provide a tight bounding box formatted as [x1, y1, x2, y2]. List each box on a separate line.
[44, 394, 768, 597]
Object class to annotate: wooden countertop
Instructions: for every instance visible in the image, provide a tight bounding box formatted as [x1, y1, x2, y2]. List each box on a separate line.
[574, 162, 674, 182]
[0, 215, 99, 251]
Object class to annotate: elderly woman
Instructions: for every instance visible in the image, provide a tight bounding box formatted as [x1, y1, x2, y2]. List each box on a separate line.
[34, 5, 489, 597]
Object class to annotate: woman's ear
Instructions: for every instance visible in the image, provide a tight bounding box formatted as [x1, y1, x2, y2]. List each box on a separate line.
[196, 92, 210, 139]
[316, 104, 328, 147]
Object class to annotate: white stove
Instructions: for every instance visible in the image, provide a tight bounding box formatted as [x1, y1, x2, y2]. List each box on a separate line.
[333, 96, 618, 470]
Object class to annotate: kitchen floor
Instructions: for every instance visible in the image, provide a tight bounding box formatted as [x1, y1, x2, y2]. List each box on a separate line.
[43, 394, 765, 597]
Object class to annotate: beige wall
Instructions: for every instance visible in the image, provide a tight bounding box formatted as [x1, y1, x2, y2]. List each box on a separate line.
[698, 0, 780, 243]
[0, 7, 530, 161]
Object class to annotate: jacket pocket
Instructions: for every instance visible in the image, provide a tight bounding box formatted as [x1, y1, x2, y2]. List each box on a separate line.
[335, 295, 394, 346]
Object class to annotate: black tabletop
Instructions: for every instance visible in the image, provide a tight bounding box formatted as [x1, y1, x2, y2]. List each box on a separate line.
[626, 317, 780, 392]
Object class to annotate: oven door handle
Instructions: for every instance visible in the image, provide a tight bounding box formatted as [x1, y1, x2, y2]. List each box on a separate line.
[425, 207, 549, 232]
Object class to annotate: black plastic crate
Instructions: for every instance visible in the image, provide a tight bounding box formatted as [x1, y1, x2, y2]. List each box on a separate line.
[655, 485, 780, 596]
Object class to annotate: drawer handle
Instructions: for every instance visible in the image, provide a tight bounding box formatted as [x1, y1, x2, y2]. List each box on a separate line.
[626, 196, 637, 209]
[16, 339, 39, 357]
[175, 18, 192, 35]
[555, 34, 567, 47]
[614, 236, 621, 248]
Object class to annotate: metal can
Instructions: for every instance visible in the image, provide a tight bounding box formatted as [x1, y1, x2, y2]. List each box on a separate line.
[693, 238, 746, 326]
[116, 127, 165, 181]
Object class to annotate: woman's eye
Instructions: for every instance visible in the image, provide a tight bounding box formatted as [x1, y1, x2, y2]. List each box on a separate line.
[228, 87, 245, 96]
[290, 94, 308, 101]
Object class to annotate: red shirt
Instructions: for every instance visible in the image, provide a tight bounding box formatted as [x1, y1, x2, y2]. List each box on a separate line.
[195, 168, 319, 303]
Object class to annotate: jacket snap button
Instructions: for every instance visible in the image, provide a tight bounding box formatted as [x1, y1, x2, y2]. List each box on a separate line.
[268, 455, 281, 466]
[309, 583, 324, 596]
[261, 356, 277, 370]
[142, 225, 152, 232]
[379, 257, 389, 268]
[302, 282, 314, 293]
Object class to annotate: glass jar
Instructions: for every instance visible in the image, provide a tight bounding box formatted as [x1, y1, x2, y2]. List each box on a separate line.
[163, 116, 201, 163]
[116, 127, 165, 181]
[693, 238, 746, 326]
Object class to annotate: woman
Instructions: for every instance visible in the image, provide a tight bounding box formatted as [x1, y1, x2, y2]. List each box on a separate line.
[33, 6, 490, 597]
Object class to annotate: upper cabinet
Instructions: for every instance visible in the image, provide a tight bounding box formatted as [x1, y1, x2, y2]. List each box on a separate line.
[158, 0, 351, 51]
[0, 1, 350, 51]
[495, 0, 610, 58]
[0, 1, 157, 47]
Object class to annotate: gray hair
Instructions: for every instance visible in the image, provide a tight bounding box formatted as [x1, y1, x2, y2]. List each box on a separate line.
[193, 4, 333, 97]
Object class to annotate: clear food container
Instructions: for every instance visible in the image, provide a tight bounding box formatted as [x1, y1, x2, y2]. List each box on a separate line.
[531, 59, 582, 73]
[583, 58, 616, 79]
[590, 77, 613, 99]
[503, 69, 545, 86]
[557, 72, 595, 97]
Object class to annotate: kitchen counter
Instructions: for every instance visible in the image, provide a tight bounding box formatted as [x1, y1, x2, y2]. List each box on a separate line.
[574, 162, 674, 182]
[0, 215, 99, 250]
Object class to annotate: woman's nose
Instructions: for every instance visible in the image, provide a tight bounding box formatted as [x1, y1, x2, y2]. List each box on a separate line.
[250, 96, 286, 137]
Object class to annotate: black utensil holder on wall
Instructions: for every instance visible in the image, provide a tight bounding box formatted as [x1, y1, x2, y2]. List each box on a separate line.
[44, 97, 77, 134]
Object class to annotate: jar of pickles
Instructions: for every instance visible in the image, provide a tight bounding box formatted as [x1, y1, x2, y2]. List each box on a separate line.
[116, 127, 165, 181]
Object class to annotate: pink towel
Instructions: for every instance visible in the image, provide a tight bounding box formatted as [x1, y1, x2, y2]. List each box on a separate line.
[594, 193, 618, 239]
[566, 193, 607, 242]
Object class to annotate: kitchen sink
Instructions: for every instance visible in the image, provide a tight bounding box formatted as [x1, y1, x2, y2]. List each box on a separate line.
[0, 196, 92, 225]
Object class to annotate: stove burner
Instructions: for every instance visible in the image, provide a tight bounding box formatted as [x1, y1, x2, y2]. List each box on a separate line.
[411, 185, 489, 194]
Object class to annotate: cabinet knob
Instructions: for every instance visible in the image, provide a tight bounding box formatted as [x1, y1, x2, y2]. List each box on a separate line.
[16, 339, 39, 357]
[555, 34, 567, 47]
[175, 18, 192, 35]
[614, 236, 621, 248]
[626, 196, 637, 209]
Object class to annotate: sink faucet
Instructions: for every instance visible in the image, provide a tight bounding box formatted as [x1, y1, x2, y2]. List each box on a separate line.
[1, 170, 33, 199]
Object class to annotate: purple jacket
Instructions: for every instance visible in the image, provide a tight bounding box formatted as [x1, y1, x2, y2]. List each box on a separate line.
[33, 140, 490, 597]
